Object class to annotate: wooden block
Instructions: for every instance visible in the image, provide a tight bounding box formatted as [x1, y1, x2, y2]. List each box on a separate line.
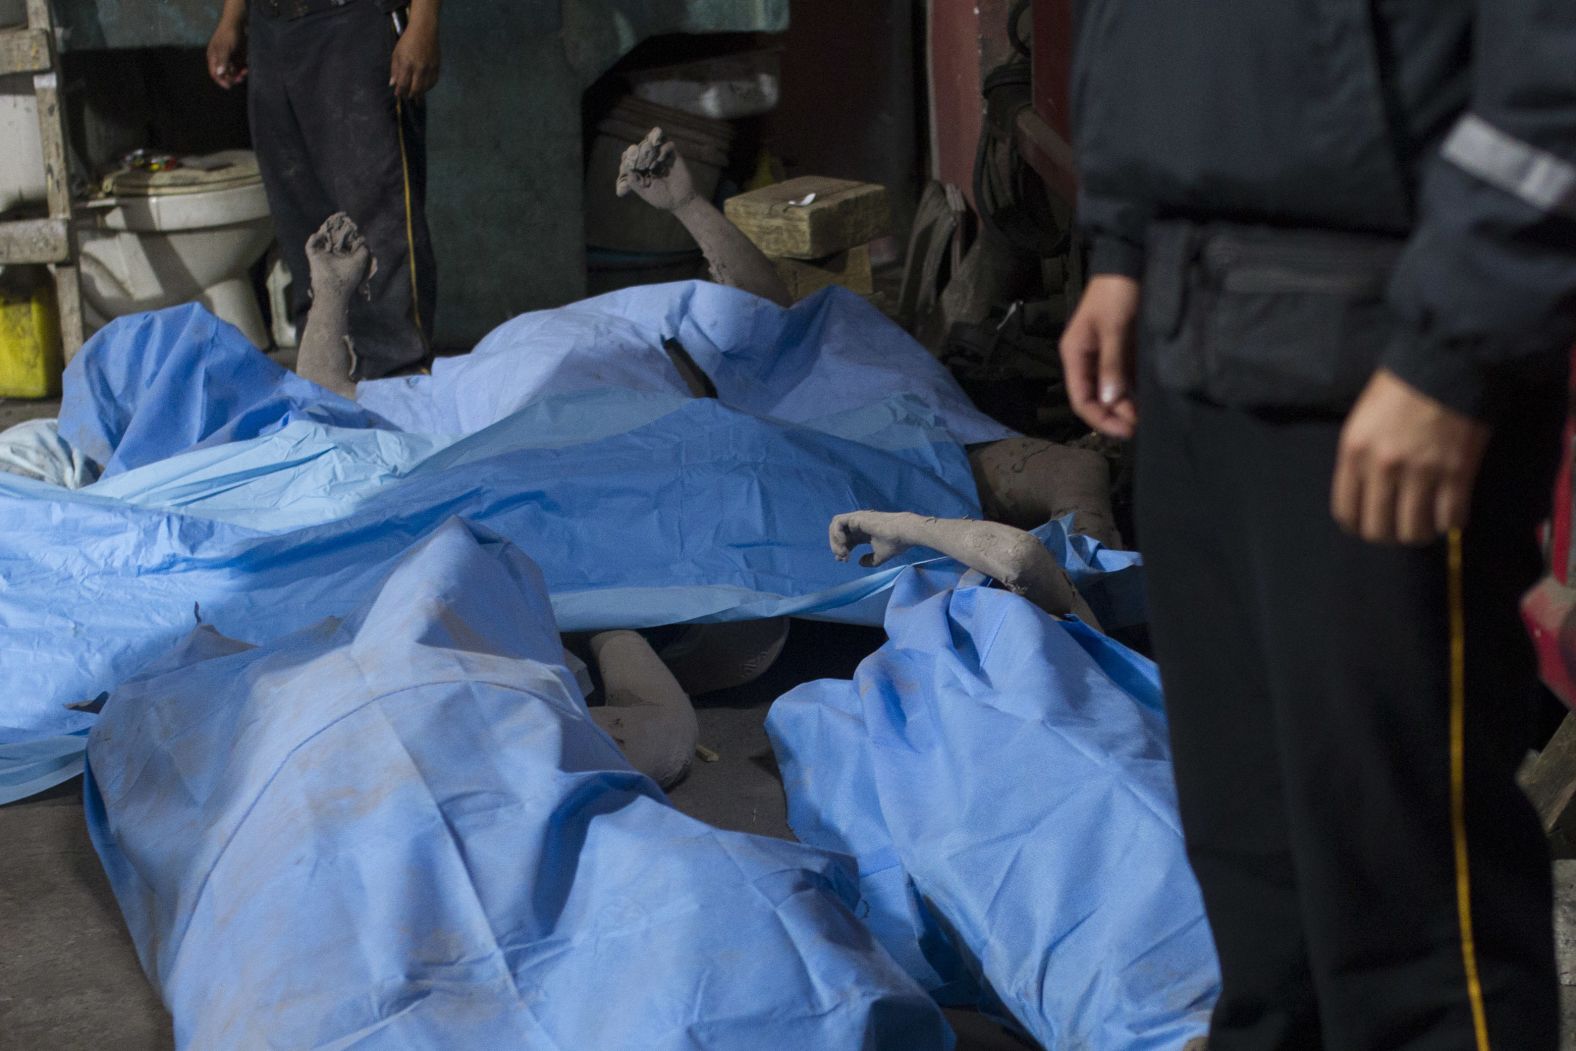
[0, 218, 69, 264]
[1524, 712, 1576, 836]
[32, 70, 71, 220]
[772, 243, 873, 301]
[52, 263, 83, 362]
[725, 177, 889, 259]
[0, 29, 50, 75]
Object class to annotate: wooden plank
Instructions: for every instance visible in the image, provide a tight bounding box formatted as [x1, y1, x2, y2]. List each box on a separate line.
[0, 218, 68, 263]
[724, 177, 890, 259]
[52, 263, 83, 361]
[24, 0, 52, 32]
[27, 1, 86, 357]
[32, 70, 71, 220]
[772, 244, 874, 301]
[1014, 106, 1078, 207]
[1522, 711, 1576, 835]
[0, 28, 50, 75]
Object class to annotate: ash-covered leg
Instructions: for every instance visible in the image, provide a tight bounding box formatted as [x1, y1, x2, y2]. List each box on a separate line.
[588, 630, 700, 789]
[968, 437, 1122, 549]
[616, 127, 793, 309]
[829, 510, 1102, 629]
[296, 212, 374, 400]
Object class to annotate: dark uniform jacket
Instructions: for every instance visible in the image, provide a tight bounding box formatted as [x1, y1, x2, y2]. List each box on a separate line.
[1072, 0, 1576, 418]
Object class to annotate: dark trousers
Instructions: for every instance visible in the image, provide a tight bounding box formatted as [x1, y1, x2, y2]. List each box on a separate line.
[1137, 357, 1565, 1048]
[247, 1, 434, 378]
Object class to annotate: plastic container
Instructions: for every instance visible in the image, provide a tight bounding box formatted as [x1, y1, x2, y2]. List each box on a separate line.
[265, 253, 297, 349]
[626, 48, 782, 120]
[0, 266, 61, 398]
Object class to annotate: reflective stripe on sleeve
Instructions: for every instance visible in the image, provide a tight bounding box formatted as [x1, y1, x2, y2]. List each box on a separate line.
[1442, 114, 1576, 222]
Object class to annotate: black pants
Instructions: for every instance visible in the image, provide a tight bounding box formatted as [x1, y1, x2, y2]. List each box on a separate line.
[248, 1, 434, 377]
[1136, 356, 1564, 1048]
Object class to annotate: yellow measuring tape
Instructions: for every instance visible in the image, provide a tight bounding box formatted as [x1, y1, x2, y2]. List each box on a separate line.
[1448, 527, 1491, 1050]
[393, 97, 424, 340]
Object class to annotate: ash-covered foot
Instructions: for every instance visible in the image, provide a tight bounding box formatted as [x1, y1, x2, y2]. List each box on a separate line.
[614, 127, 696, 213]
[306, 211, 375, 300]
[588, 630, 700, 789]
[829, 509, 1100, 628]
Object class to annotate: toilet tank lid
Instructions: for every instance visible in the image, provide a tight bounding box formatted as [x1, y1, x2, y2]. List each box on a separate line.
[100, 150, 262, 198]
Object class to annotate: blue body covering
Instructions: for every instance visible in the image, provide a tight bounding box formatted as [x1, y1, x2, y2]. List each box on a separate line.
[3, 286, 1007, 799]
[85, 519, 952, 1050]
[767, 561, 1220, 1048]
[4, 283, 1213, 1049]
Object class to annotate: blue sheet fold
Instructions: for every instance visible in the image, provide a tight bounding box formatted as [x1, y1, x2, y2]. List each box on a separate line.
[2, 290, 1002, 798]
[766, 560, 1219, 1048]
[357, 282, 1011, 446]
[85, 518, 953, 1050]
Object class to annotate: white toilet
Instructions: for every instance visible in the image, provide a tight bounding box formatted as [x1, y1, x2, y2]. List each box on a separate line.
[76, 150, 275, 348]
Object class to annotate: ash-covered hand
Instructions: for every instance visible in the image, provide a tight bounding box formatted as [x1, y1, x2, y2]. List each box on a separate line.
[306, 212, 377, 302]
[829, 510, 921, 568]
[616, 128, 698, 213]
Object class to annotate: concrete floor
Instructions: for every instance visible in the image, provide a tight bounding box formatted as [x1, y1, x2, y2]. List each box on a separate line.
[0, 395, 61, 430]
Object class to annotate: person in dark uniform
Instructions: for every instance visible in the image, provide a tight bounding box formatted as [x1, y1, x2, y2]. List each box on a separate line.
[206, 0, 438, 378]
[1060, 2, 1576, 1048]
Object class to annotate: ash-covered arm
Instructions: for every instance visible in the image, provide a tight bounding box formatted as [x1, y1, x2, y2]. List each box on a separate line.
[617, 127, 792, 308]
[829, 510, 1102, 629]
[294, 212, 369, 400]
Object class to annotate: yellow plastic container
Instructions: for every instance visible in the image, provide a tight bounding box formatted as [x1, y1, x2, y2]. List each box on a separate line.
[0, 269, 62, 399]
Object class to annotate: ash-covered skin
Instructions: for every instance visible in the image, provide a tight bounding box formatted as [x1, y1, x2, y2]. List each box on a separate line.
[829, 510, 1102, 630]
[588, 630, 700, 789]
[296, 211, 375, 400]
[967, 438, 1122, 549]
[616, 127, 793, 309]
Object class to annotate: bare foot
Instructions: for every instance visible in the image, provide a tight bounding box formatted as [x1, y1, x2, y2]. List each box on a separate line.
[588, 630, 699, 789]
[614, 127, 697, 213]
[306, 212, 376, 302]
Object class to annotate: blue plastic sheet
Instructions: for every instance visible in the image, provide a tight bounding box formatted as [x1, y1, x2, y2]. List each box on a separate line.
[3, 288, 1002, 800]
[85, 519, 952, 1050]
[59, 304, 388, 478]
[766, 557, 1220, 1048]
[354, 281, 1012, 445]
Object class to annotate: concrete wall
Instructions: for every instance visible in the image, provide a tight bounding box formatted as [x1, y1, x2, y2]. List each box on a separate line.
[57, 0, 787, 347]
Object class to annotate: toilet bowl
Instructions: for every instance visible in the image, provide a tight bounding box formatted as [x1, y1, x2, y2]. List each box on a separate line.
[76, 150, 275, 348]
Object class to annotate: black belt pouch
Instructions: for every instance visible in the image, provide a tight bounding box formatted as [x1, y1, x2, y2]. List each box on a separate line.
[1141, 219, 1406, 413]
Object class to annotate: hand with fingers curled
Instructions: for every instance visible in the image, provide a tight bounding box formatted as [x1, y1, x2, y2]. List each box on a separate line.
[206, 13, 248, 89]
[615, 128, 698, 214]
[306, 212, 378, 302]
[389, 13, 441, 100]
[1331, 369, 1490, 546]
[1059, 275, 1141, 440]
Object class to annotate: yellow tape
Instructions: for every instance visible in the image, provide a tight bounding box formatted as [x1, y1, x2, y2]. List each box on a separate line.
[394, 97, 424, 340]
[1448, 527, 1491, 1050]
